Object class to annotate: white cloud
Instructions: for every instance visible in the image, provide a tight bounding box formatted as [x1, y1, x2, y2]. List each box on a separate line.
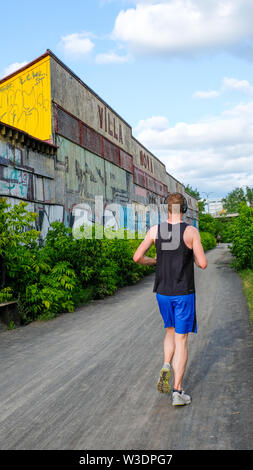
[193, 90, 220, 99]
[134, 102, 253, 193]
[222, 77, 253, 94]
[95, 51, 131, 64]
[3, 61, 28, 77]
[193, 76, 253, 99]
[60, 33, 95, 57]
[135, 116, 169, 132]
[111, 0, 253, 58]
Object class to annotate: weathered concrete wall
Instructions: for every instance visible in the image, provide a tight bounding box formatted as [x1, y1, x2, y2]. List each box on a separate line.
[0, 50, 198, 236]
[0, 136, 55, 202]
[49, 53, 198, 227]
[50, 57, 132, 155]
[0, 131, 64, 240]
[50, 55, 170, 188]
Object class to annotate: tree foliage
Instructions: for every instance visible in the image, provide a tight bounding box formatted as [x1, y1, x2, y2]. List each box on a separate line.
[228, 203, 253, 270]
[221, 187, 253, 213]
[0, 198, 156, 324]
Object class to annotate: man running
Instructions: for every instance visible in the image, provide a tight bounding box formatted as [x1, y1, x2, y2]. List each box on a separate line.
[133, 192, 207, 406]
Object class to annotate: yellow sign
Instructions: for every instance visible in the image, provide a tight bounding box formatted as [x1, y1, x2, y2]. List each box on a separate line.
[0, 56, 51, 141]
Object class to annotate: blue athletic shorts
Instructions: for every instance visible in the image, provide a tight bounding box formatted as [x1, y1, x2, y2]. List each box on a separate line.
[156, 293, 197, 334]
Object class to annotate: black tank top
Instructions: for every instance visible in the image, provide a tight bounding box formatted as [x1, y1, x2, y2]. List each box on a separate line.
[153, 221, 195, 296]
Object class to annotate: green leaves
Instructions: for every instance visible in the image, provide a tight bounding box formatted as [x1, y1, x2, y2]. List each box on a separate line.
[222, 187, 250, 214]
[1, 197, 156, 324]
[200, 232, 216, 251]
[228, 203, 253, 270]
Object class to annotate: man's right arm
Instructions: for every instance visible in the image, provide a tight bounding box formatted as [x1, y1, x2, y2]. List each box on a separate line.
[192, 228, 208, 269]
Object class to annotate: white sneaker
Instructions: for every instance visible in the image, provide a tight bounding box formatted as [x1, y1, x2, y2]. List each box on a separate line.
[172, 390, 191, 406]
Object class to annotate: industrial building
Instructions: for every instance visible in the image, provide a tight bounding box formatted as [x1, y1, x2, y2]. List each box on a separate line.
[204, 199, 224, 216]
[0, 50, 198, 239]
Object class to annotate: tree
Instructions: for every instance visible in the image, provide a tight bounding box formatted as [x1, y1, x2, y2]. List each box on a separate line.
[246, 186, 253, 207]
[184, 184, 200, 200]
[184, 184, 205, 213]
[228, 203, 253, 270]
[222, 187, 246, 213]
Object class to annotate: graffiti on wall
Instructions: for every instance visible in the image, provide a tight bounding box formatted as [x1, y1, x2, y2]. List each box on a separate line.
[35, 204, 64, 240]
[0, 140, 22, 164]
[0, 56, 52, 141]
[0, 166, 32, 198]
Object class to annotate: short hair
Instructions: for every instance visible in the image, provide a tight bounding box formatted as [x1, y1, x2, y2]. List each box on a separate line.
[166, 192, 185, 214]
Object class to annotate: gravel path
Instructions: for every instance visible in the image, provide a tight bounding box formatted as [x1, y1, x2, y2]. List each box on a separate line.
[0, 244, 252, 450]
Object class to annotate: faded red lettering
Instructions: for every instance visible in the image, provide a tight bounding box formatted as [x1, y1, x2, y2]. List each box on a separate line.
[98, 105, 103, 129]
[104, 107, 107, 132]
[113, 118, 118, 140]
[108, 113, 113, 136]
[119, 124, 123, 143]
[140, 151, 144, 165]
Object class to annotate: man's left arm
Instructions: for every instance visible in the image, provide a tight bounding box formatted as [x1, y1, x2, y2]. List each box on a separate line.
[132, 225, 157, 266]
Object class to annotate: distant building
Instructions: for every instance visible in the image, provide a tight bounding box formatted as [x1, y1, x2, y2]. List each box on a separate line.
[205, 199, 224, 216]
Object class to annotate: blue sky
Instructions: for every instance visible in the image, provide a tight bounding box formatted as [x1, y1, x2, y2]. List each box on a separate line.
[1, 0, 253, 199]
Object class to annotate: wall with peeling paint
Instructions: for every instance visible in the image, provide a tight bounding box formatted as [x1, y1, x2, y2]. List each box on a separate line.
[50, 52, 198, 228]
[0, 130, 63, 241]
[0, 51, 198, 239]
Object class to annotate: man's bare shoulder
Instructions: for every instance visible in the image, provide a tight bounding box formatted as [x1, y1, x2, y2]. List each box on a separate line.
[184, 225, 200, 247]
[185, 225, 199, 236]
[147, 224, 158, 242]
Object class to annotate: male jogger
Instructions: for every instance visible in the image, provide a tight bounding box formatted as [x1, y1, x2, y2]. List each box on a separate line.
[133, 192, 207, 406]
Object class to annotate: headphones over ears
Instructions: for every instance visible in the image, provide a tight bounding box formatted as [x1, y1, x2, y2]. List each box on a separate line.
[166, 192, 188, 213]
[182, 196, 188, 213]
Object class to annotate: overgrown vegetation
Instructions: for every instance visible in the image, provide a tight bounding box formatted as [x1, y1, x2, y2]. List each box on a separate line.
[5, 189, 252, 327]
[228, 203, 253, 271]
[199, 231, 216, 251]
[239, 270, 253, 326]
[222, 186, 253, 213]
[222, 202, 253, 322]
[186, 184, 253, 323]
[0, 197, 155, 325]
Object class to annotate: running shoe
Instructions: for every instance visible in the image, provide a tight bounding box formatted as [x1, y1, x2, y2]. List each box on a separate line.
[172, 390, 191, 406]
[157, 366, 171, 394]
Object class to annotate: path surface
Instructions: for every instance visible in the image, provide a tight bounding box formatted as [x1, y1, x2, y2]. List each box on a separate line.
[0, 244, 252, 450]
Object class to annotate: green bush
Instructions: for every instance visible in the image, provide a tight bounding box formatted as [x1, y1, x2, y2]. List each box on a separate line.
[239, 269, 253, 325]
[0, 198, 156, 324]
[228, 203, 253, 270]
[199, 213, 216, 236]
[200, 231, 216, 251]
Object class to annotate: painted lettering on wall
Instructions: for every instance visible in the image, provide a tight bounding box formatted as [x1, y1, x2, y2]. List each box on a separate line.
[140, 151, 153, 173]
[98, 105, 123, 144]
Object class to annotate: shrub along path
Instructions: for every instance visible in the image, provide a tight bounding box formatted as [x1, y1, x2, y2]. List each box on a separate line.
[0, 244, 252, 450]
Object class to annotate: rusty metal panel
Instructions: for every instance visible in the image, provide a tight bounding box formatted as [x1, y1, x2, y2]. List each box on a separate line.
[146, 174, 156, 192]
[133, 166, 146, 188]
[57, 106, 79, 144]
[154, 179, 164, 196]
[103, 138, 120, 166]
[119, 149, 133, 174]
[81, 123, 102, 156]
